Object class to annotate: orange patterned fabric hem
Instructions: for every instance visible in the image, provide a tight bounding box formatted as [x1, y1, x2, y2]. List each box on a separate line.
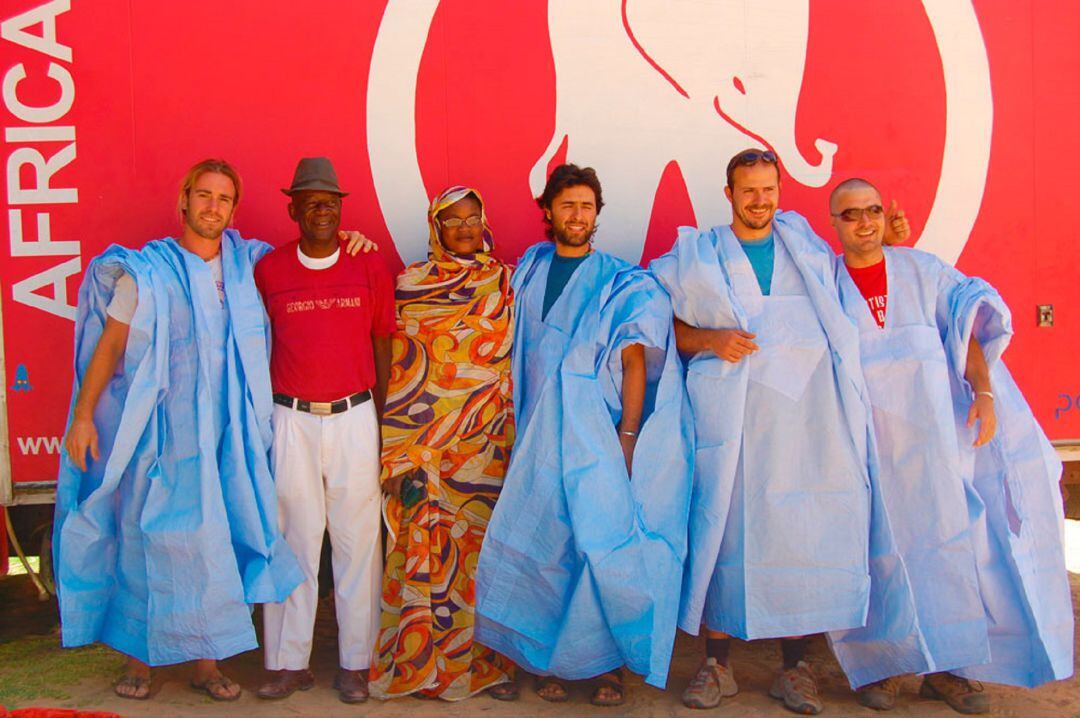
[371, 185, 516, 702]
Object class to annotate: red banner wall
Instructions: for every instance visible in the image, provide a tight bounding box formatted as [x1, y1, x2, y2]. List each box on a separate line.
[1, 0, 1077, 491]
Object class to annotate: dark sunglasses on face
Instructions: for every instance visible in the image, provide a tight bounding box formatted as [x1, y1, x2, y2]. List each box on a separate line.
[832, 205, 884, 222]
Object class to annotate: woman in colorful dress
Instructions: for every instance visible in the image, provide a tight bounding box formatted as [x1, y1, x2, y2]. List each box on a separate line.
[369, 186, 518, 701]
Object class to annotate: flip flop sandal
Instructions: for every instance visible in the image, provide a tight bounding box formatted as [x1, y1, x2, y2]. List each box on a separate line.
[191, 675, 242, 702]
[591, 670, 626, 707]
[113, 674, 151, 700]
[536, 676, 570, 703]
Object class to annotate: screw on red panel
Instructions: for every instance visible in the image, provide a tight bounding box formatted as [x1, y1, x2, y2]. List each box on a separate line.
[1037, 304, 1054, 327]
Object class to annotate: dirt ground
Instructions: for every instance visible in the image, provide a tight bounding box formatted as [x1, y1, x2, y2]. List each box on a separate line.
[2, 561, 1079, 716]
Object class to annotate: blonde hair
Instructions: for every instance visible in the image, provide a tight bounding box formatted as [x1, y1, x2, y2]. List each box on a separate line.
[176, 158, 242, 219]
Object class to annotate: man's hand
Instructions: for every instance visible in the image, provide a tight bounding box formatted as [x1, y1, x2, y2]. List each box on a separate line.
[710, 329, 758, 363]
[967, 394, 997, 447]
[339, 230, 379, 256]
[882, 200, 910, 246]
[619, 433, 636, 476]
[64, 416, 99, 472]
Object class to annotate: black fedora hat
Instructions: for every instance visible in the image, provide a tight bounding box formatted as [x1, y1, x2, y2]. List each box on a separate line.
[282, 157, 349, 196]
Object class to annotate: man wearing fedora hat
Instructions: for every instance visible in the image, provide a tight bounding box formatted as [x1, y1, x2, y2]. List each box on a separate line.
[255, 157, 396, 704]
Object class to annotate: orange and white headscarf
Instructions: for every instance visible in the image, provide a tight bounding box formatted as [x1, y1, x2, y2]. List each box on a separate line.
[425, 185, 496, 266]
[380, 186, 515, 489]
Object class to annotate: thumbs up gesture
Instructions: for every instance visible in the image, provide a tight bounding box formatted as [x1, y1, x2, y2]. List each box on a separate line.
[882, 199, 910, 246]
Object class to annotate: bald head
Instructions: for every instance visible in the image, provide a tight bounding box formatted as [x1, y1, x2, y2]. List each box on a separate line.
[829, 178, 887, 267]
[829, 178, 879, 213]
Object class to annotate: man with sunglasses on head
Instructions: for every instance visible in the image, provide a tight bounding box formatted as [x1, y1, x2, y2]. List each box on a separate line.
[824, 178, 1071, 713]
[254, 157, 396, 704]
[652, 149, 909, 715]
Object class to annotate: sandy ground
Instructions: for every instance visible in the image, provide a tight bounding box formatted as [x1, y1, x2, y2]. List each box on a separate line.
[3, 527, 1080, 717]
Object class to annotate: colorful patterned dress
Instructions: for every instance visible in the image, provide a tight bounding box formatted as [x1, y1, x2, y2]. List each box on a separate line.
[369, 187, 516, 700]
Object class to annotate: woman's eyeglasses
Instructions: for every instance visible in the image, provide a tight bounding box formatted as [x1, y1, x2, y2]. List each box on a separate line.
[439, 215, 483, 229]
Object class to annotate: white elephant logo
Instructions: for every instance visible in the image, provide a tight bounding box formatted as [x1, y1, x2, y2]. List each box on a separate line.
[367, 0, 991, 265]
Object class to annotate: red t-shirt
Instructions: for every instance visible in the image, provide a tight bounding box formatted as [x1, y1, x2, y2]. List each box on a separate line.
[255, 242, 396, 401]
[846, 258, 888, 329]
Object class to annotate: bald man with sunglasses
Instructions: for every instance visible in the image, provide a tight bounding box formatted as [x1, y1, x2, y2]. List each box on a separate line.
[651, 150, 910, 714]
[825, 178, 1071, 714]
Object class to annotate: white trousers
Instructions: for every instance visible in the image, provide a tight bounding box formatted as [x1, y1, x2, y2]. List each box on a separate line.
[263, 400, 382, 670]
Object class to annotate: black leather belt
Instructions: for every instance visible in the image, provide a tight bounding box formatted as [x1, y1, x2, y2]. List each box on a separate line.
[273, 390, 371, 416]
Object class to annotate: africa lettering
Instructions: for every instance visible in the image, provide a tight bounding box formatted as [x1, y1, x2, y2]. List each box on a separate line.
[3, 0, 79, 321]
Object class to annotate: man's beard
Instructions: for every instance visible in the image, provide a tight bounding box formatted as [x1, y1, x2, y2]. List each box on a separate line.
[736, 205, 775, 231]
[553, 223, 597, 247]
[186, 212, 227, 241]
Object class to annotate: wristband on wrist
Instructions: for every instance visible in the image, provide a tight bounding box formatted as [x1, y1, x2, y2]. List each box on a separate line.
[975, 391, 994, 401]
[620, 430, 638, 438]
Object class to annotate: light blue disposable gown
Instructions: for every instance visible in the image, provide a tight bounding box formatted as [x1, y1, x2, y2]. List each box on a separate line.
[475, 243, 693, 688]
[651, 212, 877, 640]
[53, 230, 303, 666]
[829, 248, 1072, 688]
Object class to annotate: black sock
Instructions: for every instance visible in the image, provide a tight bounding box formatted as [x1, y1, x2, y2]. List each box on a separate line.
[705, 638, 731, 667]
[780, 637, 809, 669]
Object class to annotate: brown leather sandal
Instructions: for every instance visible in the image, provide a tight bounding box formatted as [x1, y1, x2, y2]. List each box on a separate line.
[536, 675, 570, 702]
[488, 680, 521, 701]
[591, 669, 625, 707]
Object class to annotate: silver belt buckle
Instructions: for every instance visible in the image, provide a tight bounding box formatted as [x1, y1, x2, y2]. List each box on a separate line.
[308, 401, 333, 416]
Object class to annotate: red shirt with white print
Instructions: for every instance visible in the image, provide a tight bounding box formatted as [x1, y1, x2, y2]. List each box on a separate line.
[255, 241, 396, 401]
[846, 258, 888, 329]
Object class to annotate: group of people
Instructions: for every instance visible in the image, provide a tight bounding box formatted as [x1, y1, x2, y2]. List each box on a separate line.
[53, 149, 1071, 714]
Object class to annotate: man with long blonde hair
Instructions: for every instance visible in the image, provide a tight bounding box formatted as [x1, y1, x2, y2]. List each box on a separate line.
[55, 158, 304, 701]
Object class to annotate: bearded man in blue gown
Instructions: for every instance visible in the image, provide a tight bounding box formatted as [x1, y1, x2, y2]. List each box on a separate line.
[652, 149, 881, 715]
[476, 164, 693, 707]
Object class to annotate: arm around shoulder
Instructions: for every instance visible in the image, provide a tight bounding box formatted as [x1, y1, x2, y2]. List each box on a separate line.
[674, 319, 758, 363]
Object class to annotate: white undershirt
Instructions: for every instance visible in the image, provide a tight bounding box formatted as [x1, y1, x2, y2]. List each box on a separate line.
[106, 253, 225, 325]
[297, 245, 340, 271]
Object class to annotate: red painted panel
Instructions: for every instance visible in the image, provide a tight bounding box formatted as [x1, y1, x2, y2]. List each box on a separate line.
[1, 0, 1075, 492]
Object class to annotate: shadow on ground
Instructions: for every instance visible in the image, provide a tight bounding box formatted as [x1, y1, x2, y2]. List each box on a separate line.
[2, 563, 1078, 716]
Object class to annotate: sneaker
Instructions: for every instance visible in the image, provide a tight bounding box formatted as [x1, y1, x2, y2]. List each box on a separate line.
[919, 672, 989, 714]
[682, 657, 738, 709]
[769, 661, 823, 715]
[856, 676, 903, 710]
